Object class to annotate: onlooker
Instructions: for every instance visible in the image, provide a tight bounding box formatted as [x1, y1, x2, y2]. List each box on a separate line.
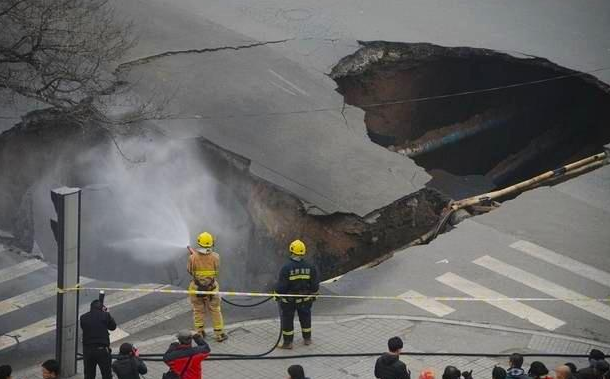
[556, 365, 576, 379]
[112, 342, 148, 379]
[41, 360, 60, 379]
[492, 366, 507, 379]
[594, 361, 609, 378]
[287, 364, 310, 379]
[565, 364, 578, 375]
[506, 353, 529, 379]
[529, 362, 552, 379]
[374, 336, 411, 379]
[80, 299, 117, 379]
[163, 330, 211, 379]
[0, 365, 12, 379]
[419, 368, 436, 379]
[442, 366, 461, 379]
[577, 350, 607, 379]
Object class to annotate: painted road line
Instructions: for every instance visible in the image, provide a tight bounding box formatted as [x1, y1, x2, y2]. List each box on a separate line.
[0, 260, 47, 285]
[474, 255, 610, 322]
[110, 298, 191, 343]
[436, 272, 565, 330]
[0, 283, 168, 351]
[268, 69, 310, 96]
[0, 278, 94, 317]
[269, 81, 298, 96]
[399, 290, 456, 317]
[510, 240, 610, 288]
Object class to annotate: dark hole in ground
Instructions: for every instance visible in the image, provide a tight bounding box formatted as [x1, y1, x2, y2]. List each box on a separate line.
[331, 41, 610, 193]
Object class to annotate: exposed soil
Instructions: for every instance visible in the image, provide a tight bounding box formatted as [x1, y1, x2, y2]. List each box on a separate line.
[331, 41, 610, 190]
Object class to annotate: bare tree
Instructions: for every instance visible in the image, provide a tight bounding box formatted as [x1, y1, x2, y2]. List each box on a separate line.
[0, 0, 137, 121]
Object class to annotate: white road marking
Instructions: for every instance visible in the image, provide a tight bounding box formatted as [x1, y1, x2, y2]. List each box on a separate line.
[436, 272, 565, 330]
[510, 240, 610, 288]
[0, 278, 94, 317]
[399, 290, 455, 317]
[268, 69, 310, 96]
[0, 260, 47, 285]
[0, 283, 167, 351]
[474, 255, 610, 322]
[269, 81, 297, 96]
[110, 298, 191, 343]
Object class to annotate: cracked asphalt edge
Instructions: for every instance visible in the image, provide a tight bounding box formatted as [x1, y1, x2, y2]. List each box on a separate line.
[116, 38, 294, 71]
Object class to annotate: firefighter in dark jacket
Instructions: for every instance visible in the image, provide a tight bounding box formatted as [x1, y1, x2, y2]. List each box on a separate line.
[275, 239, 319, 349]
[163, 330, 211, 379]
[112, 343, 147, 379]
[375, 336, 411, 379]
[80, 299, 117, 379]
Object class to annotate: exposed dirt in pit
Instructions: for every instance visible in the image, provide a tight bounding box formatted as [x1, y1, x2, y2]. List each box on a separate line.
[331, 42, 610, 190]
[0, 110, 447, 290]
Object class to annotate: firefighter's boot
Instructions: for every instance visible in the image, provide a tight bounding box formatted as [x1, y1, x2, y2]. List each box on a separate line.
[277, 342, 293, 349]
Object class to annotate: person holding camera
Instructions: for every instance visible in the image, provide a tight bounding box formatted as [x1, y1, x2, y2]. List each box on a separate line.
[112, 343, 147, 379]
[80, 297, 117, 379]
[163, 330, 211, 379]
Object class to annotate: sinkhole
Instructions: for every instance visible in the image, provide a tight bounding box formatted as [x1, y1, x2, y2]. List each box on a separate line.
[330, 41, 610, 196]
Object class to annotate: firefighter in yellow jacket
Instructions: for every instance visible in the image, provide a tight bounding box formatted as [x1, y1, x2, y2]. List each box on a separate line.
[187, 232, 228, 342]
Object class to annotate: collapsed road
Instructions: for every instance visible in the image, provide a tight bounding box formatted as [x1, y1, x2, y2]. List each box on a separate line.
[2, 41, 610, 291]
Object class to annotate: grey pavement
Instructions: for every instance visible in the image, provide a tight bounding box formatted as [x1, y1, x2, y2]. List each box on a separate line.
[13, 315, 606, 379]
[323, 159, 610, 342]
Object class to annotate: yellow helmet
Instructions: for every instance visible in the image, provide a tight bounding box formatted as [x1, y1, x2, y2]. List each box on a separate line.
[289, 239, 306, 255]
[197, 232, 214, 248]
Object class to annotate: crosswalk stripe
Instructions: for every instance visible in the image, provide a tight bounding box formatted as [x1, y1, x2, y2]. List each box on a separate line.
[399, 290, 456, 317]
[436, 272, 565, 330]
[110, 298, 191, 343]
[474, 255, 610, 322]
[510, 240, 610, 288]
[0, 260, 47, 285]
[0, 283, 168, 351]
[0, 278, 94, 317]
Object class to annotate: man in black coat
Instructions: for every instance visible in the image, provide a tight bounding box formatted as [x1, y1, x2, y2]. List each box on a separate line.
[375, 336, 411, 379]
[80, 299, 117, 379]
[112, 343, 147, 379]
[577, 349, 607, 379]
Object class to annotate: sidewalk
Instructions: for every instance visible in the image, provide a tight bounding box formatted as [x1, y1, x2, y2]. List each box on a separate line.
[15, 315, 609, 379]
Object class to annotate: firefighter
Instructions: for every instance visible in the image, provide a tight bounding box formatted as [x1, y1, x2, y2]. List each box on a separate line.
[275, 239, 319, 349]
[187, 232, 228, 342]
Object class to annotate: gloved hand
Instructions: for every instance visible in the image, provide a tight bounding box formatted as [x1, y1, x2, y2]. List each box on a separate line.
[462, 370, 473, 379]
[193, 333, 205, 346]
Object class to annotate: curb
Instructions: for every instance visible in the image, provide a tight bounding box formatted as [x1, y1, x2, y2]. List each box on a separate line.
[132, 314, 610, 350]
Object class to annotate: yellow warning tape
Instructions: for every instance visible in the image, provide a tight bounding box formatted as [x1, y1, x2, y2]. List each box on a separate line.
[57, 286, 610, 303]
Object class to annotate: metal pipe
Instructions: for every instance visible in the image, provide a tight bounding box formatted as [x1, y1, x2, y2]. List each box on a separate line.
[403, 118, 511, 157]
[451, 152, 608, 210]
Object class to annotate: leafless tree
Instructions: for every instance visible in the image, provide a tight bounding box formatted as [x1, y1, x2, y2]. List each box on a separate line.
[0, 0, 145, 123]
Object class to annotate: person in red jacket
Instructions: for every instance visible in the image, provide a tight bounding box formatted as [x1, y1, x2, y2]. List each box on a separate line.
[163, 330, 211, 379]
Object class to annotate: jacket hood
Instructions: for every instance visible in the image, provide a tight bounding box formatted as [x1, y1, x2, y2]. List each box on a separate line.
[380, 352, 400, 365]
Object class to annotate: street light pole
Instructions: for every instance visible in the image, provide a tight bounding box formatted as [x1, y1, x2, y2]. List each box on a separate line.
[51, 187, 82, 378]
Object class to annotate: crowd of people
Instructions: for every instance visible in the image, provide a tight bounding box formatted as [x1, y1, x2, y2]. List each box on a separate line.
[0, 334, 608, 379]
[373, 339, 610, 379]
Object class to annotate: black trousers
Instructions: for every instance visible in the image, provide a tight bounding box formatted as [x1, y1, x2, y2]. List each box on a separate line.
[280, 301, 312, 343]
[83, 345, 112, 379]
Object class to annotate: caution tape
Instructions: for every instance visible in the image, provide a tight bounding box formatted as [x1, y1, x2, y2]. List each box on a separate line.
[57, 285, 610, 303]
